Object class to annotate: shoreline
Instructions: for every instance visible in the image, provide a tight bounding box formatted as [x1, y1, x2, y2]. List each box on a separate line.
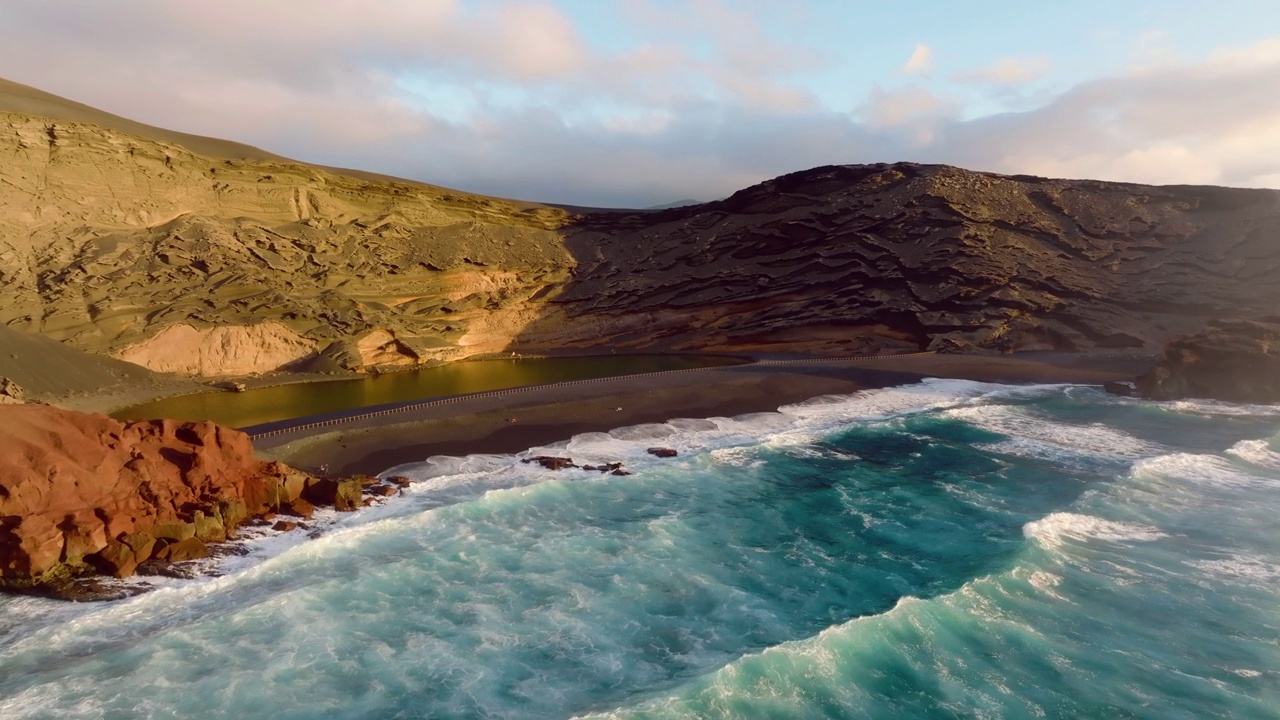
[255, 352, 1152, 477]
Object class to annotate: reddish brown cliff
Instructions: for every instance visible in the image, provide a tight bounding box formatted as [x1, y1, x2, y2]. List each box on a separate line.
[0, 403, 360, 598]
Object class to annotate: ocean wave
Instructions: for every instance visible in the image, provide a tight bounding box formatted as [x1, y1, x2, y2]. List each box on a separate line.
[1022, 512, 1166, 551]
[1226, 438, 1280, 472]
[577, 565, 1068, 720]
[946, 404, 1160, 462]
[779, 377, 987, 418]
[1131, 453, 1278, 490]
[1166, 398, 1280, 417]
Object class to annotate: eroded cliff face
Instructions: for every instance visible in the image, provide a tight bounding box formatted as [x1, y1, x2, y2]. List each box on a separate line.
[526, 164, 1280, 356]
[0, 112, 575, 375]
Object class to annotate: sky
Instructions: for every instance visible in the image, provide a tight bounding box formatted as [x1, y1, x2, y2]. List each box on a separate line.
[1, 0, 1278, 207]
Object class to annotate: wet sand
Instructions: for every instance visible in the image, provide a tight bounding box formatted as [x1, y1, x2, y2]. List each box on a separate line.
[256, 353, 1152, 477]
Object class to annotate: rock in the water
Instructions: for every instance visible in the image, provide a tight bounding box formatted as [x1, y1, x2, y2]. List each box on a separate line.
[647, 447, 678, 458]
[1136, 319, 1280, 403]
[366, 484, 398, 497]
[272, 520, 299, 532]
[386, 475, 413, 488]
[280, 498, 316, 519]
[1103, 381, 1136, 397]
[522, 456, 578, 470]
[153, 537, 210, 563]
[303, 477, 363, 512]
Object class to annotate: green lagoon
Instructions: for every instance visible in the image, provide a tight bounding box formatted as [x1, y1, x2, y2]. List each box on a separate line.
[112, 354, 745, 429]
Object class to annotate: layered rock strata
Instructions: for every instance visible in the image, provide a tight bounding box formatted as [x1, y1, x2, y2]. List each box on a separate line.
[522, 164, 1280, 356]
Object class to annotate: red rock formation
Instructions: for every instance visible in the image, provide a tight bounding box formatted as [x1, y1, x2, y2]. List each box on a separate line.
[0, 403, 357, 597]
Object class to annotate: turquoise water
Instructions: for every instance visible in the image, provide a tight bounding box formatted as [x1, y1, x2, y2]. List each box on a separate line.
[3, 380, 1279, 718]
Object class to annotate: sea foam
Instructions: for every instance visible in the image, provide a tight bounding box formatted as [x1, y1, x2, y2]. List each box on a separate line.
[1023, 512, 1166, 551]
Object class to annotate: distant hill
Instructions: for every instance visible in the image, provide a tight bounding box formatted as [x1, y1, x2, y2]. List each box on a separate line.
[3, 76, 1279, 383]
[644, 199, 705, 210]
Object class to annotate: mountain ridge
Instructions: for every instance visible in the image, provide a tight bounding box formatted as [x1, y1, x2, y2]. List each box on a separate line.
[2, 78, 1278, 383]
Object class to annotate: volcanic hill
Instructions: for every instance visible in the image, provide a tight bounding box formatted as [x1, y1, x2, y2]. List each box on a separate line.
[2, 77, 1279, 384]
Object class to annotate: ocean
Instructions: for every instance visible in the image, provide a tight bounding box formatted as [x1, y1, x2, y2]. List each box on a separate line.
[2, 379, 1278, 719]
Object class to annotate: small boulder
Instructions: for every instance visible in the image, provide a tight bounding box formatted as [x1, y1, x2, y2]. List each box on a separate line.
[153, 537, 209, 563]
[522, 456, 578, 470]
[271, 520, 298, 532]
[303, 478, 363, 511]
[280, 498, 316, 519]
[365, 484, 397, 497]
[647, 447, 678, 458]
[1103, 381, 1135, 397]
[192, 511, 227, 543]
[386, 475, 413, 488]
[0, 377, 24, 404]
[611, 468, 633, 476]
[89, 534, 156, 578]
[151, 521, 196, 543]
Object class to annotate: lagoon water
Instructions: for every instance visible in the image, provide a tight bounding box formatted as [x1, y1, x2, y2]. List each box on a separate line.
[3, 380, 1279, 718]
[113, 354, 743, 429]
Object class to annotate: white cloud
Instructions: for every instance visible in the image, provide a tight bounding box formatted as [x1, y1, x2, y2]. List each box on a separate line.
[953, 57, 1050, 85]
[944, 40, 1280, 188]
[898, 43, 935, 75]
[858, 84, 956, 146]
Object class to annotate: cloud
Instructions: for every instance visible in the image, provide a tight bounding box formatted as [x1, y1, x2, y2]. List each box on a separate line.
[943, 39, 1280, 187]
[0, 3, 1276, 207]
[953, 57, 1050, 85]
[898, 43, 935, 75]
[857, 85, 955, 146]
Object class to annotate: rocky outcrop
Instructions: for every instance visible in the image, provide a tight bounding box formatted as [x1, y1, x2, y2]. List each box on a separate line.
[113, 322, 318, 376]
[1136, 319, 1280, 403]
[0, 377, 24, 404]
[300, 329, 422, 373]
[0, 403, 357, 598]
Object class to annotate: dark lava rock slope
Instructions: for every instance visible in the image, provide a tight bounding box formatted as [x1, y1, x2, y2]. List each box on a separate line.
[1137, 318, 1280, 403]
[519, 163, 1280, 356]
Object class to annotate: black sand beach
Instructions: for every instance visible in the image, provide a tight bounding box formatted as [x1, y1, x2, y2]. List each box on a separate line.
[255, 353, 1152, 476]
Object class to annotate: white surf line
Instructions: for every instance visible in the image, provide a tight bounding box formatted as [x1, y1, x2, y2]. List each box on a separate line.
[245, 353, 939, 440]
